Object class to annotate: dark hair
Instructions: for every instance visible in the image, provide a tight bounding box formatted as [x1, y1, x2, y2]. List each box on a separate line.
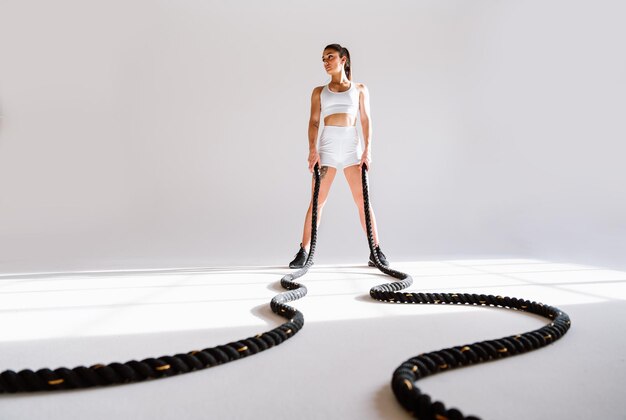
[324, 43, 352, 81]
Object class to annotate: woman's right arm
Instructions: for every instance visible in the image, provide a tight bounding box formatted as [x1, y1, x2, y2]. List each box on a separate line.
[307, 87, 322, 173]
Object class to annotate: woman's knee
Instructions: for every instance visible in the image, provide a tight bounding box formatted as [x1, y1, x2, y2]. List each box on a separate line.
[309, 198, 329, 209]
[356, 201, 372, 213]
[352, 194, 364, 205]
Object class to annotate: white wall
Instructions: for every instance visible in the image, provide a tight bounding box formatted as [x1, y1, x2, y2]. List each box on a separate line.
[0, 0, 624, 273]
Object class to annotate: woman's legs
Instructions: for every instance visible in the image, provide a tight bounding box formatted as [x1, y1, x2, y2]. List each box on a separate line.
[343, 164, 380, 246]
[300, 165, 337, 251]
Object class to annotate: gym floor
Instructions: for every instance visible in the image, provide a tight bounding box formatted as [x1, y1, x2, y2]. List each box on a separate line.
[0, 258, 624, 419]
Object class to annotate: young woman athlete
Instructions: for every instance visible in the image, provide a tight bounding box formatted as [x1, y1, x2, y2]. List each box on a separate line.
[289, 43, 389, 269]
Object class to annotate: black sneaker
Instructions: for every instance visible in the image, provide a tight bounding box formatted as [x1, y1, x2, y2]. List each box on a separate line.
[289, 243, 308, 269]
[368, 245, 389, 267]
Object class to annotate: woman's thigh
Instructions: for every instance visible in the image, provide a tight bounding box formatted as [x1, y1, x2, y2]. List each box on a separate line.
[343, 164, 364, 204]
[310, 165, 337, 204]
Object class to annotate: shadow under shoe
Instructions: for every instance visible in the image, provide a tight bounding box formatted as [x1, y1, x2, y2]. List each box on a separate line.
[289, 243, 309, 269]
[368, 245, 389, 267]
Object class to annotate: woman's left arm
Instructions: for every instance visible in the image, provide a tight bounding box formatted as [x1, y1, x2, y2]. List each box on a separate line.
[358, 83, 372, 169]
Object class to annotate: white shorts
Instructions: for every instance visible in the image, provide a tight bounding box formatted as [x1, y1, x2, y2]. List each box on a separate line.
[318, 125, 363, 169]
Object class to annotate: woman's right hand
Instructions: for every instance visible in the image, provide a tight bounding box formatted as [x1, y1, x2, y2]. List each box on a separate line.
[308, 149, 320, 173]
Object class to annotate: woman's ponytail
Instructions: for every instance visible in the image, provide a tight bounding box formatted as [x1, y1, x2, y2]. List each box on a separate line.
[342, 47, 352, 81]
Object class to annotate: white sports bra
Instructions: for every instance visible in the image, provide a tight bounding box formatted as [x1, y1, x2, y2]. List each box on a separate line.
[320, 80, 359, 120]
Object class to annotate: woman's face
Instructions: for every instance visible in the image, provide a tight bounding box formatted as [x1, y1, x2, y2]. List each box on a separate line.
[322, 49, 344, 74]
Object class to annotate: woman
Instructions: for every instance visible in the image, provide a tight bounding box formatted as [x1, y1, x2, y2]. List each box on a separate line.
[289, 43, 389, 269]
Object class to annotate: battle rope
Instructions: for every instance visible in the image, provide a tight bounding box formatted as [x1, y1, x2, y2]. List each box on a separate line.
[360, 164, 572, 420]
[0, 160, 571, 420]
[0, 164, 322, 393]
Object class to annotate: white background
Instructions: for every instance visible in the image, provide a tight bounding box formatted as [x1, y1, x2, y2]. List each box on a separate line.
[0, 0, 624, 273]
[0, 2, 625, 419]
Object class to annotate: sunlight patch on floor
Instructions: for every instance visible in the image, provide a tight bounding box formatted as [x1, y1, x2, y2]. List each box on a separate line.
[0, 258, 623, 342]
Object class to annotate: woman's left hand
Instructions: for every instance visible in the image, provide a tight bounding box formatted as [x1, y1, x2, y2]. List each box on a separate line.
[359, 149, 371, 171]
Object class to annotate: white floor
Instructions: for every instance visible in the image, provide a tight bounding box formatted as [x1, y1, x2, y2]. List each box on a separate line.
[0, 258, 625, 419]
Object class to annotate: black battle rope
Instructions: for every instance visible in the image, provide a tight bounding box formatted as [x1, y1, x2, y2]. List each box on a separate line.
[0, 160, 570, 420]
[0, 164, 322, 394]
[360, 164, 572, 420]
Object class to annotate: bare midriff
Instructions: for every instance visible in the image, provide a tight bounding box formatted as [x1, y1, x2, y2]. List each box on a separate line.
[324, 113, 357, 127]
